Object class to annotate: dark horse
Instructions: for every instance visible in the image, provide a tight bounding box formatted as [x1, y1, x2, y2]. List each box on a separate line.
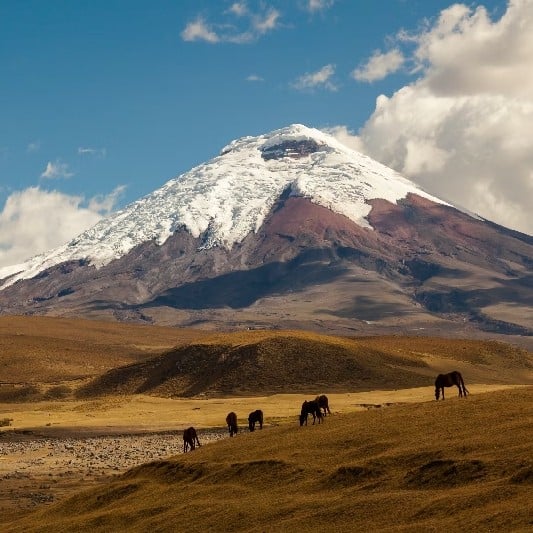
[435, 371, 469, 400]
[315, 394, 331, 416]
[226, 411, 238, 437]
[183, 426, 201, 452]
[299, 400, 323, 426]
[248, 410, 263, 432]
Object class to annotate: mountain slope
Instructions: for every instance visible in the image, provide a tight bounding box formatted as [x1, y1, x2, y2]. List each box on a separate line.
[0, 124, 531, 338]
[0, 124, 446, 287]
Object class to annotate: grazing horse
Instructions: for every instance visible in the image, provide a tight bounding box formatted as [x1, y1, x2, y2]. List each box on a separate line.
[248, 410, 263, 432]
[226, 411, 238, 437]
[183, 426, 201, 452]
[435, 371, 469, 400]
[299, 400, 323, 426]
[315, 394, 331, 416]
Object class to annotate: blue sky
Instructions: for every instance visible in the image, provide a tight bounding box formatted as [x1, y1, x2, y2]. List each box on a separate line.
[1, 0, 531, 268]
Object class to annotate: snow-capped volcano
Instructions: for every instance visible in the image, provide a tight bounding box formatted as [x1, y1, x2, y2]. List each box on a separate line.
[0, 124, 447, 289]
[0, 124, 531, 339]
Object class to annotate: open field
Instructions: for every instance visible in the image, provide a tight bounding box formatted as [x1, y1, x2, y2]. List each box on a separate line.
[1, 387, 531, 532]
[0, 316, 212, 385]
[1, 316, 532, 531]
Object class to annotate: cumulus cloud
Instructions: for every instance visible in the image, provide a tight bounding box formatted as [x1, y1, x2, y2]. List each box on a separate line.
[352, 49, 405, 82]
[292, 64, 337, 91]
[323, 125, 363, 152]
[40, 160, 74, 179]
[181, 4, 280, 44]
[0, 186, 125, 268]
[339, 1, 533, 235]
[181, 17, 220, 43]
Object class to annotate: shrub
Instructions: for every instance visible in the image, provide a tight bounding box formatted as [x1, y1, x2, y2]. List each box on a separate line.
[0, 417, 13, 427]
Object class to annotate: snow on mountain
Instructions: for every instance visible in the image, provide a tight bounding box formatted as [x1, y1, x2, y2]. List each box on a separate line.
[0, 124, 449, 289]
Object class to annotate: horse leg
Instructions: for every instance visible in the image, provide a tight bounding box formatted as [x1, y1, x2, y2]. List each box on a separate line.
[461, 378, 469, 397]
[441, 387, 445, 400]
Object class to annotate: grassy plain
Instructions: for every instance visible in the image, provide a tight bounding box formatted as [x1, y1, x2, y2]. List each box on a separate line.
[0, 316, 532, 531]
[2, 387, 531, 532]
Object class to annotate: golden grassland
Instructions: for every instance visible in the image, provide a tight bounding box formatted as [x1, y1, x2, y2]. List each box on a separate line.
[2, 315, 531, 402]
[0, 315, 211, 384]
[1, 316, 532, 531]
[3, 387, 532, 533]
[0, 385, 526, 435]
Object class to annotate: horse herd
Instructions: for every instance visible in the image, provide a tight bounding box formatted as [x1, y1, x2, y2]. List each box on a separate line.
[183, 371, 468, 452]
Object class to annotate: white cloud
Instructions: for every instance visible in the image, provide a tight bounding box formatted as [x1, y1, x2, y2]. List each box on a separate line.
[181, 17, 220, 43]
[40, 160, 74, 179]
[246, 74, 264, 82]
[227, 2, 248, 17]
[409, 3, 533, 98]
[87, 185, 126, 213]
[181, 5, 280, 44]
[78, 147, 107, 157]
[352, 49, 405, 82]
[323, 125, 363, 152]
[341, 1, 533, 235]
[292, 64, 337, 91]
[0, 186, 125, 268]
[252, 8, 280, 34]
[305, 0, 335, 13]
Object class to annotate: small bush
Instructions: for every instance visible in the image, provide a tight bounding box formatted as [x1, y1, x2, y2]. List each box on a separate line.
[0, 417, 13, 427]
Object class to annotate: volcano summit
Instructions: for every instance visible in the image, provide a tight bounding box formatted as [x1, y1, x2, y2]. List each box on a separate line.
[0, 125, 531, 338]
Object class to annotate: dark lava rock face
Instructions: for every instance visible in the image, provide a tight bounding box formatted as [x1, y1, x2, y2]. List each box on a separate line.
[261, 140, 325, 160]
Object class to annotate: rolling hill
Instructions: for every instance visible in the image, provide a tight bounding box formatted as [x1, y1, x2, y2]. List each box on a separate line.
[77, 331, 533, 398]
[4, 387, 532, 532]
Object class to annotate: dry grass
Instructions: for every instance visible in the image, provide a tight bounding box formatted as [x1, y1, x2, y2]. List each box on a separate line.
[77, 332, 532, 398]
[0, 315, 211, 384]
[2, 318, 531, 394]
[1, 385, 524, 435]
[4, 387, 532, 532]
[1, 316, 532, 531]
